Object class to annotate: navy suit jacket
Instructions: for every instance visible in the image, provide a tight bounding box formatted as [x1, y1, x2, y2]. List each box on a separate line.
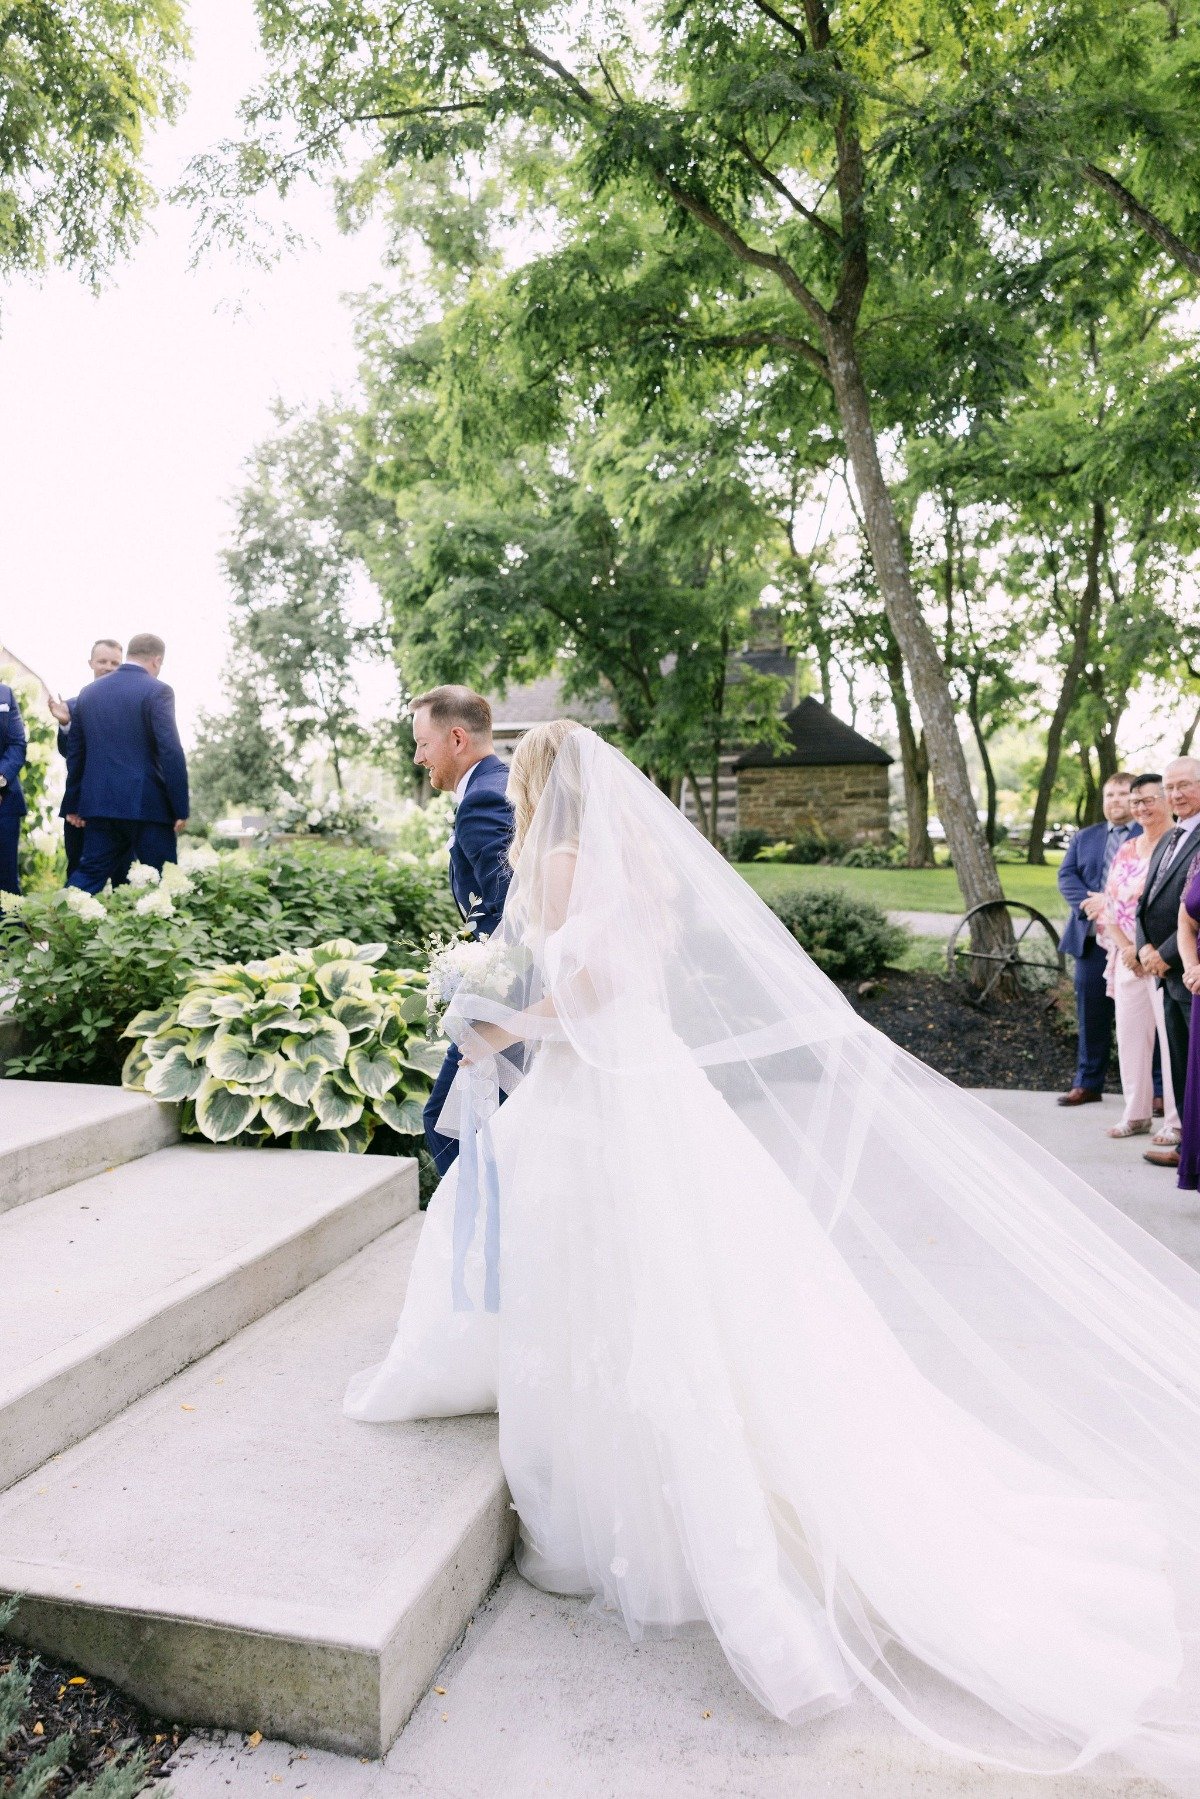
[449, 754, 513, 938]
[56, 696, 76, 817]
[1057, 820, 1140, 958]
[63, 662, 189, 824]
[0, 684, 28, 820]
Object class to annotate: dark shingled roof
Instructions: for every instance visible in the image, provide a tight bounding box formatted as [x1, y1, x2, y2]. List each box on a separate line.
[733, 696, 893, 770]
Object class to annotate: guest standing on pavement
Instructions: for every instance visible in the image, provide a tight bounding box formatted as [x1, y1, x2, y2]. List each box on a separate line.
[63, 633, 189, 893]
[1100, 774, 1179, 1142]
[48, 638, 123, 876]
[1173, 850, 1200, 1191]
[0, 677, 28, 896]
[1056, 772, 1138, 1108]
[1137, 757, 1200, 1171]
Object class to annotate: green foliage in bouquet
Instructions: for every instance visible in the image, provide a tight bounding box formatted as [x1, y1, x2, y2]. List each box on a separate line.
[770, 886, 908, 981]
[121, 939, 444, 1152]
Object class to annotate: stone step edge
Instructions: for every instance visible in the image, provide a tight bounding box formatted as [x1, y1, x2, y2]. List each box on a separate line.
[0, 1096, 180, 1215]
[0, 1158, 418, 1494]
[0, 1451, 515, 1758]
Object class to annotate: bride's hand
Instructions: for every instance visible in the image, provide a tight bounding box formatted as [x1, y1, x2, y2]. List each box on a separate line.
[460, 1022, 516, 1065]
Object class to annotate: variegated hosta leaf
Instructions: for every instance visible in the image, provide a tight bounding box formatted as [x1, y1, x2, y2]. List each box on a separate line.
[312, 939, 359, 966]
[379, 1013, 403, 1048]
[315, 959, 374, 1002]
[311, 1072, 364, 1130]
[144, 1027, 192, 1061]
[123, 1004, 178, 1040]
[342, 1118, 373, 1153]
[176, 993, 221, 1029]
[332, 994, 383, 1038]
[263, 981, 304, 1010]
[374, 1090, 427, 1136]
[402, 1037, 449, 1079]
[250, 1005, 299, 1041]
[260, 1092, 314, 1137]
[144, 1044, 206, 1102]
[351, 942, 388, 964]
[274, 1055, 325, 1106]
[285, 1019, 350, 1069]
[206, 1035, 276, 1088]
[195, 1079, 260, 1143]
[121, 1044, 152, 1090]
[208, 991, 252, 1018]
[204, 967, 259, 993]
[290, 1126, 348, 1152]
[347, 1046, 401, 1099]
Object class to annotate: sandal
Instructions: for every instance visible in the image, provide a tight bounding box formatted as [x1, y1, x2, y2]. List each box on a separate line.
[1152, 1127, 1182, 1148]
[1107, 1120, 1152, 1138]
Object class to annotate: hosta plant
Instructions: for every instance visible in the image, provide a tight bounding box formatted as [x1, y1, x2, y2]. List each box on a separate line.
[121, 939, 445, 1151]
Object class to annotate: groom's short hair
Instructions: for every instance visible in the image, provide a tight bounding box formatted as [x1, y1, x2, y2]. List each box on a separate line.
[127, 632, 166, 660]
[410, 685, 492, 738]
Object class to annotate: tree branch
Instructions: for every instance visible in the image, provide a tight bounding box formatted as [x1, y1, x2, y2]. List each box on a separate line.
[729, 134, 842, 245]
[744, 0, 808, 50]
[1079, 161, 1200, 281]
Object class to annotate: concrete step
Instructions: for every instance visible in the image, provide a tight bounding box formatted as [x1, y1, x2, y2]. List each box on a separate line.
[0, 1144, 418, 1491]
[0, 1214, 515, 1757]
[0, 1078, 179, 1213]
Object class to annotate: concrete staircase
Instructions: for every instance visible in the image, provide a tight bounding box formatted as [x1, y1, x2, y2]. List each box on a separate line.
[0, 1082, 514, 1756]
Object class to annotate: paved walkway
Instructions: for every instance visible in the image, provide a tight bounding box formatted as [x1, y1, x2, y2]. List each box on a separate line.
[887, 909, 1068, 941]
[165, 1090, 1194, 1799]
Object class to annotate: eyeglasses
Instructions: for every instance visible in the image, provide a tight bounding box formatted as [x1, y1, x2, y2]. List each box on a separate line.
[1129, 795, 1162, 807]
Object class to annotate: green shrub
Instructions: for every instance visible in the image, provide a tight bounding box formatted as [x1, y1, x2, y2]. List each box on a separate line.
[0, 1595, 153, 1799]
[122, 939, 441, 1152]
[0, 844, 453, 1083]
[839, 841, 898, 869]
[770, 885, 908, 979]
[725, 827, 771, 863]
[756, 827, 847, 866]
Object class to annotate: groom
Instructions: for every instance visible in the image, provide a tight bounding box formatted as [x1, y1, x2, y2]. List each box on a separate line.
[411, 685, 514, 1174]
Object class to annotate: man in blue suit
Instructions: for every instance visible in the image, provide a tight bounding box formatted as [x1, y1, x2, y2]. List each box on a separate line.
[0, 678, 28, 895]
[49, 637, 123, 875]
[1056, 772, 1139, 1106]
[64, 633, 190, 893]
[411, 685, 514, 1174]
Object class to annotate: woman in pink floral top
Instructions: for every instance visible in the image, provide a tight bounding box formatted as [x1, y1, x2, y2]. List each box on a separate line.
[1102, 776, 1179, 1138]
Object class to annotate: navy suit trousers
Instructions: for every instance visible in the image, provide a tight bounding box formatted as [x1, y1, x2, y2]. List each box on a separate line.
[0, 811, 20, 895]
[63, 819, 85, 876]
[424, 1043, 462, 1176]
[1071, 935, 1114, 1092]
[68, 819, 177, 894]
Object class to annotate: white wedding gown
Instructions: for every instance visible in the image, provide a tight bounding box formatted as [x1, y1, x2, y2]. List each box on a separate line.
[347, 730, 1200, 1790]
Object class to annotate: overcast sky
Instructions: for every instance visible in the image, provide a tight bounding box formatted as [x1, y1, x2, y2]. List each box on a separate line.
[0, 0, 389, 739]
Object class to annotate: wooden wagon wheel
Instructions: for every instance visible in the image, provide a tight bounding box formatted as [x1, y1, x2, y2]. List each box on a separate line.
[946, 899, 1065, 1006]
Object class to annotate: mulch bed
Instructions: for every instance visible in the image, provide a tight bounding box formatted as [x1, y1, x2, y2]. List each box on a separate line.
[839, 969, 1115, 1092]
[0, 1632, 183, 1793]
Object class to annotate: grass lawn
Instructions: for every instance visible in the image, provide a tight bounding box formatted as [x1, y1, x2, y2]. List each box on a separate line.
[736, 858, 1066, 918]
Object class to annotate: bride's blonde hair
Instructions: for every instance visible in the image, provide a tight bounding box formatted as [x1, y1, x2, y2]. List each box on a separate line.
[507, 719, 583, 867]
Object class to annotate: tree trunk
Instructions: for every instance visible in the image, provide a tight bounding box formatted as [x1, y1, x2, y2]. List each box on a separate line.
[883, 628, 934, 866]
[1080, 743, 1100, 826]
[1180, 698, 1200, 758]
[1026, 501, 1104, 865]
[825, 324, 1001, 913]
[966, 674, 999, 846]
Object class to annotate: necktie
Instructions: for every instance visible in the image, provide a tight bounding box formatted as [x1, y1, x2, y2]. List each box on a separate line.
[1157, 826, 1184, 883]
[1101, 825, 1127, 886]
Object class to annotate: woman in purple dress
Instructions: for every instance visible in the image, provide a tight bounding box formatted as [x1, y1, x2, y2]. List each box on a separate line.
[1175, 849, 1200, 1189]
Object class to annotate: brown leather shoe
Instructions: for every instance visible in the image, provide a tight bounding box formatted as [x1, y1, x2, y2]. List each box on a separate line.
[1144, 1147, 1181, 1168]
[1057, 1088, 1103, 1107]
[1153, 1096, 1165, 1117]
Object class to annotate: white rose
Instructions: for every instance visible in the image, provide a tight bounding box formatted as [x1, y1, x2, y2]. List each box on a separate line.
[126, 862, 160, 888]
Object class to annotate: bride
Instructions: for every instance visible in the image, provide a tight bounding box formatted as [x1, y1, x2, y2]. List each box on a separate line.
[346, 720, 1200, 1790]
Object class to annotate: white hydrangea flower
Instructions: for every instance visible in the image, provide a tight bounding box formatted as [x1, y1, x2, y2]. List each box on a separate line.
[0, 891, 27, 917]
[160, 863, 195, 897]
[135, 887, 175, 918]
[306, 808, 323, 827]
[63, 888, 105, 921]
[126, 862, 160, 889]
[179, 844, 220, 873]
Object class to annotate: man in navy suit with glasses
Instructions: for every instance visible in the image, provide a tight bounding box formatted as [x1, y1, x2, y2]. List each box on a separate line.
[64, 632, 189, 893]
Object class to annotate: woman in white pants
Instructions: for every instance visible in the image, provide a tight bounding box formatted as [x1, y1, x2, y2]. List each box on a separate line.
[1102, 774, 1179, 1140]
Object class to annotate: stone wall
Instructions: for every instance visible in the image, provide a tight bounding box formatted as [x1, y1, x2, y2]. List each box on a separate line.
[737, 763, 890, 842]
